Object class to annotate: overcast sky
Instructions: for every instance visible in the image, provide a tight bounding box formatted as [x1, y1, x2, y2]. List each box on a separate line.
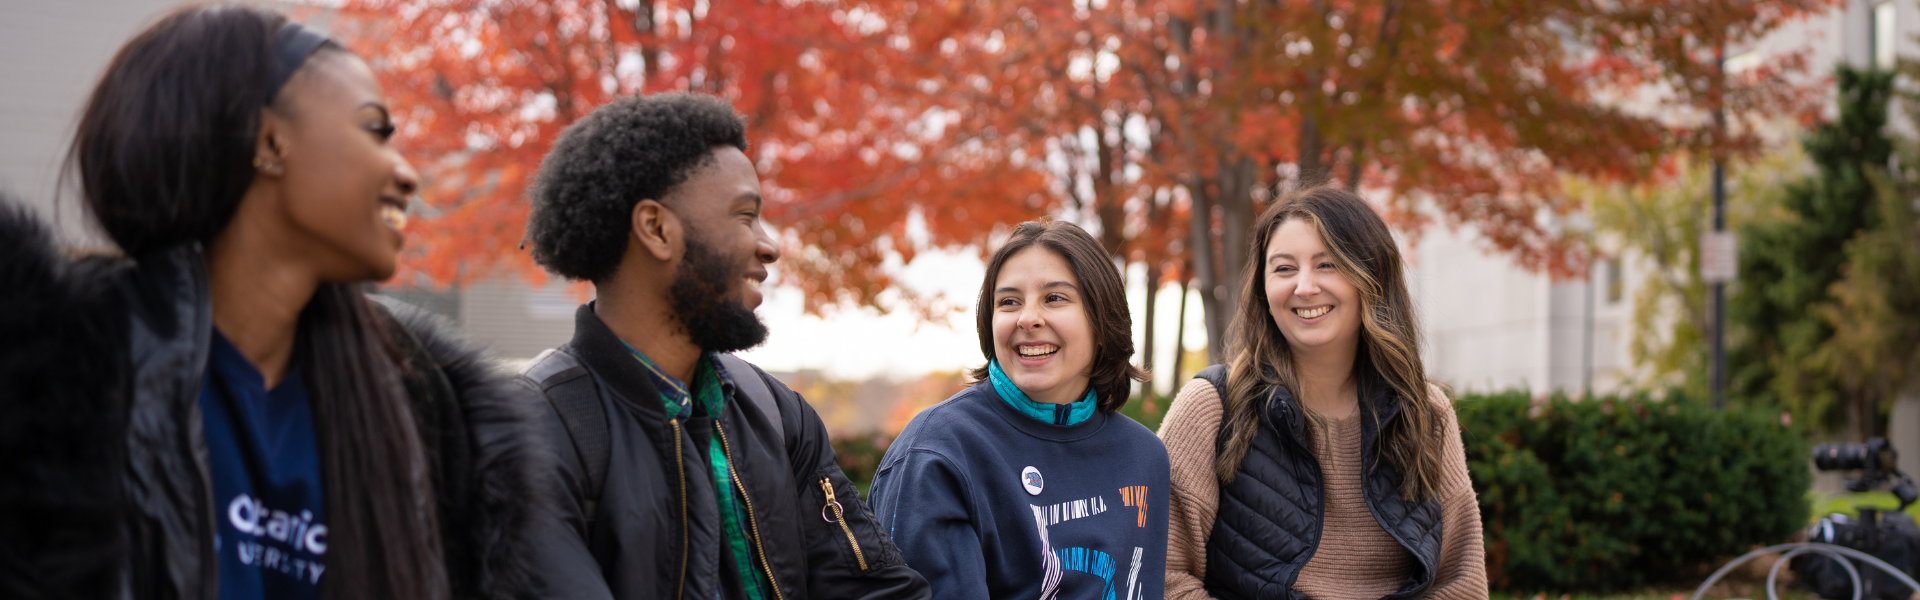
[737, 246, 1211, 386]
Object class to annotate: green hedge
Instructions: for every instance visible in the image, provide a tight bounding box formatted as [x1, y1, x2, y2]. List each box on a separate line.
[831, 431, 892, 494]
[835, 389, 1810, 593]
[1459, 390, 1810, 592]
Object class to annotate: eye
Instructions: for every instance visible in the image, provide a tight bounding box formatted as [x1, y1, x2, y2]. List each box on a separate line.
[1046, 292, 1069, 303]
[996, 297, 1019, 308]
[367, 122, 396, 141]
[1318, 262, 1336, 270]
[1272, 264, 1295, 274]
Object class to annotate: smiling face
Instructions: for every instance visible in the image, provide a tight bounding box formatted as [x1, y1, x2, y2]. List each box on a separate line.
[991, 247, 1096, 405]
[662, 146, 780, 352]
[264, 51, 420, 282]
[1264, 218, 1363, 359]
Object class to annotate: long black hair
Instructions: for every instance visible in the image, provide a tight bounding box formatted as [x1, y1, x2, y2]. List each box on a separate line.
[67, 5, 449, 599]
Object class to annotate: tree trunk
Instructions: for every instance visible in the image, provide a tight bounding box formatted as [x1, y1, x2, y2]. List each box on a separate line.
[1345, 140, 1365, 191]
[1188, 182, 1224, 363]
[1170, 273, 1193, 396]
[1850, 388, 1876, 443]
[1214, 155, 1256, 350]
[1141, 260, 1162, 408]
[1094, 131, 1125, 256]
[1297, 112, 1326, 187]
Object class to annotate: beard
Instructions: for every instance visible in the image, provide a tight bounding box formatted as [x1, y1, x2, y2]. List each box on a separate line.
[667, 226, 769, 353]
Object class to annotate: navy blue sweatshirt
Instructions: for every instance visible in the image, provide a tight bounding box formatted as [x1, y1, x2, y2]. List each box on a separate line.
[870, 382, 1170, 600]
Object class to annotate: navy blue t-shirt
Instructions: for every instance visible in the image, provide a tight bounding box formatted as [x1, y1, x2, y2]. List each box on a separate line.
[869, 382, 1171, 600]
[198, 330, 327, 600]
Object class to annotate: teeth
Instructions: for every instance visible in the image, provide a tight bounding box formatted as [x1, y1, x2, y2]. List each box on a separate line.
[1295, 306, 1331, 319]
[380, 204, 408, 230]
[1018, 345, 1057, 357]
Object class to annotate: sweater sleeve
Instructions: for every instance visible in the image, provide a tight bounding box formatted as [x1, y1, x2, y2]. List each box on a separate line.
[1425, 385, 1490, 599]
[869, 448, 991, 600]
[1156, 379, 1227, 600]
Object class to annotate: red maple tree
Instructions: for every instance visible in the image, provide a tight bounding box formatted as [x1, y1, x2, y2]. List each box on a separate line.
[334, 0, 1835, 368]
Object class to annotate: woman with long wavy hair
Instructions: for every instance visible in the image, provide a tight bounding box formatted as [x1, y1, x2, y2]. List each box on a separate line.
[1157, 186, 1487, 599]
[0, 5, 546, 599]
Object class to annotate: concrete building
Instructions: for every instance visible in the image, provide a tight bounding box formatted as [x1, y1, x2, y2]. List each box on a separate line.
[0, 1, 562, 361]
[2, 0, 180, 245]
[1405, 222, 1635, 396]
[1404, 0, 1916, 398]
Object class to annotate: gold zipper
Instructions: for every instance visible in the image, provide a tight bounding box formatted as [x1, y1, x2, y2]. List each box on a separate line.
[819, 478, 870, 570]
[715, 422, 787, 600]
[671, 420, 689, 600]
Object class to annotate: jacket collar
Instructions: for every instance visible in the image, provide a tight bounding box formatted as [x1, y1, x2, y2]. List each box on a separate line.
[118, 243, 219, 599]
[566, 301, 673, 420]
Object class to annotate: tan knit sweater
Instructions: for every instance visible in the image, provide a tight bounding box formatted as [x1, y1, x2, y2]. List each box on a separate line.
[1157, 378, 1489, 600]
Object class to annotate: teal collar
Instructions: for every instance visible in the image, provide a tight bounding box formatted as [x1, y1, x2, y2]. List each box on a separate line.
[988, 360, 1097, 426]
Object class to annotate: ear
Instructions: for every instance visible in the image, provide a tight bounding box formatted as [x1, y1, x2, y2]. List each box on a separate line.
[254, 109, 290, 177]
[631, 199, 680, 263]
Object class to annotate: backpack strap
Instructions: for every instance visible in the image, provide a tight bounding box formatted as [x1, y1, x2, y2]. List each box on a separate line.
[520, 348, 611, 524]
[718, 353, 784, 450]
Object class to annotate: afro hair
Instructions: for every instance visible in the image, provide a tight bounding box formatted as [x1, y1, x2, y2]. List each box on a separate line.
[525, 92, 748, 282]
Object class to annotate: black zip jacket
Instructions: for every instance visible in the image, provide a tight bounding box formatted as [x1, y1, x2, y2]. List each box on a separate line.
[526, 304, 930, 600]
[0, 204, 549, 600]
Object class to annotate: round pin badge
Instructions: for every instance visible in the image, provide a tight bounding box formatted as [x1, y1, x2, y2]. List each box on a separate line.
[1021, 466, 1044, 496]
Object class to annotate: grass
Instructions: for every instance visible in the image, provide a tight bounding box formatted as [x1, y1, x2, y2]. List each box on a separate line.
[1808, 490, 1920, 522]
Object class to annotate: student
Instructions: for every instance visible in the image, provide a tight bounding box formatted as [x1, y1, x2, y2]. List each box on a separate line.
[869, 220, 1170, 600]
[518, 92, 929, 600]
[1158, 186, 1487, 599]
[0, 5, 547, 599]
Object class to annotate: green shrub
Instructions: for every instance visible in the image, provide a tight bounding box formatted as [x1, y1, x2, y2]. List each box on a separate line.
[1458, 390, 1809, 592]
[831, 431, 892, 494]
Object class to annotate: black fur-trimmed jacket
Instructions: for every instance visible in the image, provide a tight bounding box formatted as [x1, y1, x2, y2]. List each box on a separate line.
[0, 204, 549, 600]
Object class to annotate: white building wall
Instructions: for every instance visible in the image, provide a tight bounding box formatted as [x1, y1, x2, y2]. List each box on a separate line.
[0, 0, 182, 246]
[1403, 0, 1913, 398]
[458, 275, 581, 360]
[1408, 224, 1551, 393]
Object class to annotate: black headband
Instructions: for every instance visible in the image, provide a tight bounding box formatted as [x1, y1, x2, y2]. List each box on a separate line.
[267, 21, 337, 99]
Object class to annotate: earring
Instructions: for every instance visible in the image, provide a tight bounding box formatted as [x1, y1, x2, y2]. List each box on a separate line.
[254, 157, 282, 175]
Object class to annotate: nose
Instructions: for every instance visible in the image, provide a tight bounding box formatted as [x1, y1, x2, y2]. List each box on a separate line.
[754, 218, 780, 265]
[392, 153, 421, 199]
[1295, 268, 1321, 297]
[1017, 302, 1046, 330]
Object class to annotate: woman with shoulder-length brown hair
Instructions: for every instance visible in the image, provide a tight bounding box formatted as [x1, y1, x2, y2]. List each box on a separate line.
[868, 219, 1170, 600]
[1158, 186, 1487, 599]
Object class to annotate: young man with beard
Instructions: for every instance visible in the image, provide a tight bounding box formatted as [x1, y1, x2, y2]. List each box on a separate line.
[519, 93, 930, 600]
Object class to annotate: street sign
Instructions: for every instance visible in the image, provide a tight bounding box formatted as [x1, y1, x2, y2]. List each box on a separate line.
[1701, 231, 1738, 283]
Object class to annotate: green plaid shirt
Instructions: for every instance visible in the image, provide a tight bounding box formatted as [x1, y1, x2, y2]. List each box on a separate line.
[620, 341, 772, 600]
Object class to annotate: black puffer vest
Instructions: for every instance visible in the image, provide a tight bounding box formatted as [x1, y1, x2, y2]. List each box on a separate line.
[1195, 366, 1443, 600]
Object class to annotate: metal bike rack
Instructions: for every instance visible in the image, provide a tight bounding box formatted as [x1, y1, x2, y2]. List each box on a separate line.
[1690, 543, 1920, 600]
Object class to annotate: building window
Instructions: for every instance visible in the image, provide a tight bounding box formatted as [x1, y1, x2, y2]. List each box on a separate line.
[1875, 1, 1898, 70]
[1605, 258, 1624, 304]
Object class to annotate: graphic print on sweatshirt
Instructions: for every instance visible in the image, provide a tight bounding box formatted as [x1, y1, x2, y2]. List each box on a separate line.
[221, 493, 328, 584]
[1030, 491, 1151, 600]
[869, 383, 1170, 600]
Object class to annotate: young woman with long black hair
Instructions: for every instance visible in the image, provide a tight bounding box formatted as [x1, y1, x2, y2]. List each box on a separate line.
[0, 5, 547, 599]
[1158, 186, 1487, 599]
